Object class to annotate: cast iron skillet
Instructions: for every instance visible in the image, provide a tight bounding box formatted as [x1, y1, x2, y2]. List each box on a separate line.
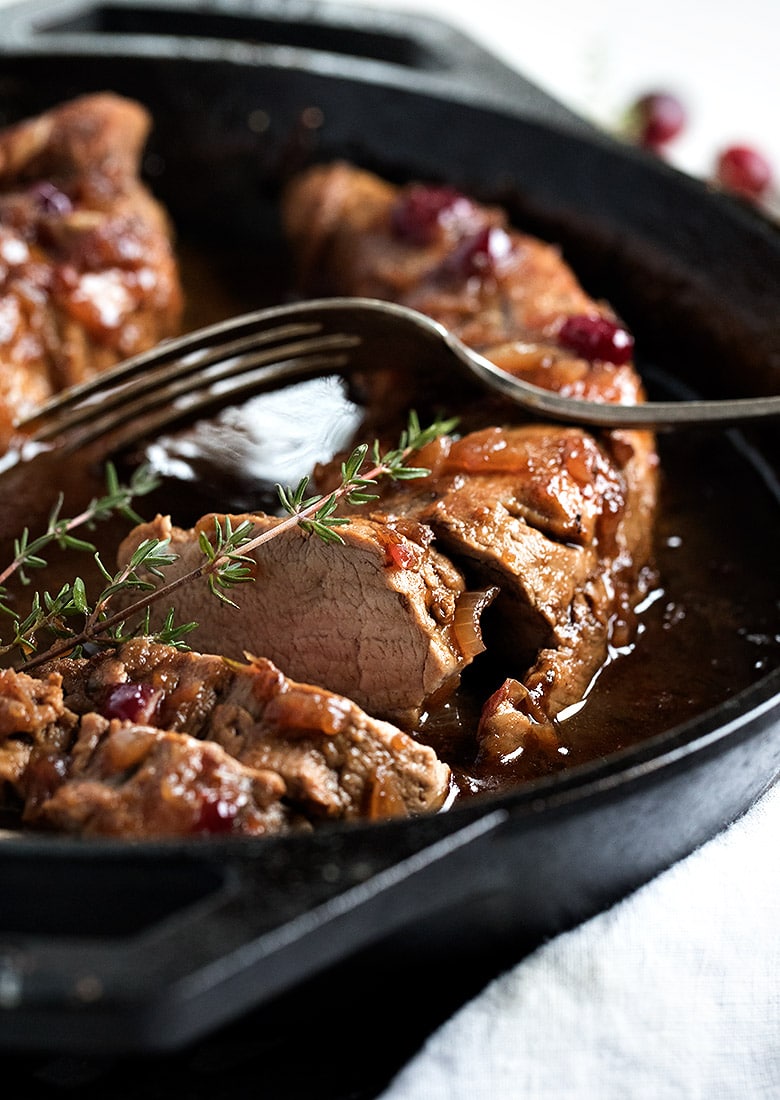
[0, 0, 779, 1060]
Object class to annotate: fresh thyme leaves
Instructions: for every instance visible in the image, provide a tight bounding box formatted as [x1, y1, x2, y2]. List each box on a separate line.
[199, 517, 256, 607]
[0, 463, 162, 661]
[0, 462, 159, 590]
[12, 412, 457, 672]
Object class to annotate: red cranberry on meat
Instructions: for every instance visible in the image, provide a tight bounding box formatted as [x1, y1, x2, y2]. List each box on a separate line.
[195, 794, 240, 834]
[101, 681, 160, 724]
[558, 314, 634, 365]
[443, 225, 513, 280]
[28, 181, 73, 216]
[391, 184, 476, 245]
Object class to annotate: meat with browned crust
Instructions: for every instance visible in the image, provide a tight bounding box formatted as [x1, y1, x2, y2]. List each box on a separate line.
[282, 162, 659, 765]
[5, 639, 451, 837]
[1, 642, 451, 836]
[115, 511, 496, 728]
[0, 93, 183, 443]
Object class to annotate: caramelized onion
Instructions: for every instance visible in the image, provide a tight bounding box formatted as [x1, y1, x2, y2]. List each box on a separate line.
[452, 587, 499, 660]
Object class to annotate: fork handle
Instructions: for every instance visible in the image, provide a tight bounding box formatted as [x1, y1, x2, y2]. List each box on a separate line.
[468, 352, 780, 429]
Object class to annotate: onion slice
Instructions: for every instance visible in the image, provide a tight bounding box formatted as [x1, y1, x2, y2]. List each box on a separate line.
[452, 587, 499, 660]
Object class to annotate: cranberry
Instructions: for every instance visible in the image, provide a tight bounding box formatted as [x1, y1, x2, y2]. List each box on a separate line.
[195, 795, 239, 834]
[101, 681, 160, 724]
[715, 144, 773, 200]
[391, 184, 475, 244]
[28, 181, 73, 216]
[558, 314, 634, 366]
[628, 92, 686, 150]
[444, 225, 512, 280]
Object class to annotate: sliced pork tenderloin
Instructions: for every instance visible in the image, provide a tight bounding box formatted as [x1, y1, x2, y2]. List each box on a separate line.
[115, 512, 495, 727]
[318, 424, 656, 764]
[22, 714, 293, 839]
[35, 639, 451, 831]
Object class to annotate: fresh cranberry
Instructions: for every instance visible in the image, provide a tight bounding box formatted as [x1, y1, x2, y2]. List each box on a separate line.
[628, 92, 686, 150]
[715, 144, 773, 200]
[195, 795, 239, 834]
[391, 184, 475, 244]
[444, 225, 513, 280]
[558, 314, 634, 365]
[101, 681, 160, 724]
[28, 181, 73, 216]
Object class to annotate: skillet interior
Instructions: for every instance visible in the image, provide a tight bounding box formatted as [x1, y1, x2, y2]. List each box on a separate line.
[0, 0, 779, 1058]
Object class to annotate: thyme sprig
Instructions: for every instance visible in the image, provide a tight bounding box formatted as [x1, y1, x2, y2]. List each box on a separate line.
[0, 462, 158, 589]
[0, 463, 162, 659]
[13, 412, 458, 672]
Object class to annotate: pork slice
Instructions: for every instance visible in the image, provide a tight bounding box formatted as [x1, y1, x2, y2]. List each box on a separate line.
[326, 424, 657, 762]
[22, 714, 293, 839]
[37, 639, 451, 826]
[0, 667, 76, 797]
[115, 512, 492, 726]
[0, 93, 183, 443]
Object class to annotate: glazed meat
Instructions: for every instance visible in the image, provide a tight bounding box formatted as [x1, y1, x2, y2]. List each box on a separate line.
[13, 639, 451, 838]
[23, 716, 293, 839]
[115, 512, 496, 727]
[0, 667, 75, 798]
[339, 425, 656, 763]
[283, 162, 658, 764]
[0, 93, 183, 442]
[282, 161, 644, 408]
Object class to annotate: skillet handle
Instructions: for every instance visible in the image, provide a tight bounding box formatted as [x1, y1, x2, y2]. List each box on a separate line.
[2, 0, 595, 134]
[0, 809, 508, 1054]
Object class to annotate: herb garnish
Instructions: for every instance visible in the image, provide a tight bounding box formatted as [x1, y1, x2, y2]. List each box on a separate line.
[7, 411, 456, 672]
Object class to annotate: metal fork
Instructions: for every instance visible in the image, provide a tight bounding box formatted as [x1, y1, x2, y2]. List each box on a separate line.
[11, 297, 780, 460]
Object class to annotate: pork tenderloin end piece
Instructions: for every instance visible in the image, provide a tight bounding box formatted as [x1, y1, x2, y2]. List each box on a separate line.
[22, 714, 293, 839]
[116, 512, 493, 726]
[281, 161, 644, 404]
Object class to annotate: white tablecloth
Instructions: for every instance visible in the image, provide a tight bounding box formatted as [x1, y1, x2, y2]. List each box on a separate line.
[379, 778, 780, 1099]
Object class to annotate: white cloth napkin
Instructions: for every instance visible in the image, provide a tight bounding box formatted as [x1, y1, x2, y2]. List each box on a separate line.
[379, 778, 780, 1099]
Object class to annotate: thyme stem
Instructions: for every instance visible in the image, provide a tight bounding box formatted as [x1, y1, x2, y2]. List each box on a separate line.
[14, 412, 457, 672]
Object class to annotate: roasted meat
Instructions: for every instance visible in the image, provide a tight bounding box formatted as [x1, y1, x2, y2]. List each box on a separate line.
[347, 426, 656, 762]
[282, 162, 658, 764]
[282, 161, 644, 408]
[115, 512, 496, 727]
[11, 639, 451, 838]
[0, 93, 183, 442]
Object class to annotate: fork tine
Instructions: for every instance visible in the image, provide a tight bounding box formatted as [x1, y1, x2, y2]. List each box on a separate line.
[17, 309, 329, 437]
[29, 331, 357, 447]
[40, 337, 358, 454]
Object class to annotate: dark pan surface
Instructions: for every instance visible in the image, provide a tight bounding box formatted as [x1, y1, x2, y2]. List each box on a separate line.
[0, 0, 778, 1070]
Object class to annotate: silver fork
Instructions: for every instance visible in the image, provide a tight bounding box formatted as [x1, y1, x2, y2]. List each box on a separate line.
[10, 297, 780, 460]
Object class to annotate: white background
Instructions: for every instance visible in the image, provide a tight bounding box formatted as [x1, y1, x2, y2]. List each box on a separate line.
[357, 0, 780, 207]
